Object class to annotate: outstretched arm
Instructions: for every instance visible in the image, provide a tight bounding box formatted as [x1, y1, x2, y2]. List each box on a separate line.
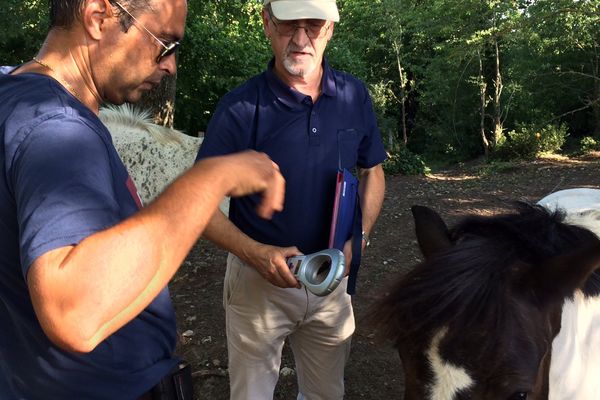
[27, 151, 284, 353]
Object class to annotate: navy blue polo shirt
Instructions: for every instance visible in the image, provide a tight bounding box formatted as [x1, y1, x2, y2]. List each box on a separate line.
[197, 59, 386, 253]
[0, 70, 178, 399]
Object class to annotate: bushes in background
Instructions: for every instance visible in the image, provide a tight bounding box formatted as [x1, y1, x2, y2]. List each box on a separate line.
[492, 123, 569, 160]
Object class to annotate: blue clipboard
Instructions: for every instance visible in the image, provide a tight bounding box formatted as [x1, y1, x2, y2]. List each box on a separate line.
[328, 169, 362, 295]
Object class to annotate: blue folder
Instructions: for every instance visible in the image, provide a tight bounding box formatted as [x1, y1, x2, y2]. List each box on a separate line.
[328, 169, 362, 295]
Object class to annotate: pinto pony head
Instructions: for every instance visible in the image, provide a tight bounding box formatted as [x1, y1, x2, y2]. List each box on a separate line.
[368, 202, 600, 400]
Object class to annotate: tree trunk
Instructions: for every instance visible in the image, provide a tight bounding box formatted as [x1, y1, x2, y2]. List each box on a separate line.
[136, 73, 177, 128]
[492, 37, 504, 147]
[594, 81, 600, 137]
[393, 40, 408, 146]
[478, 50, 490, 157]
[593, 53, 600, 136]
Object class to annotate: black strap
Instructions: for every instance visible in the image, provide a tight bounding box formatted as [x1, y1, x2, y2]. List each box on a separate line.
[150, 362, 194, 400]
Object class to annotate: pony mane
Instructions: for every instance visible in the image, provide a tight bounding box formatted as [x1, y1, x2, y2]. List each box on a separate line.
[368, 202, 600, 344]
[99, 103, 185, 144]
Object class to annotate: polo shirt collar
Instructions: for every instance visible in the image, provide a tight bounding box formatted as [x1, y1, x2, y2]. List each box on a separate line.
[265, 58, 337, 109]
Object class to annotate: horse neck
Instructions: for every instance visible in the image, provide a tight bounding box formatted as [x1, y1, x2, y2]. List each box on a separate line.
[549, 290, 600, 399]
[549, 210, 600, 398]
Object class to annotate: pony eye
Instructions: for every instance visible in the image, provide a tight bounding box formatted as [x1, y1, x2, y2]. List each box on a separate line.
[508, 393, 527, 400]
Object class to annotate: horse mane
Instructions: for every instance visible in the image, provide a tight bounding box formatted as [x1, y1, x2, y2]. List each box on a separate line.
[99, 103, 185, 144]
[368, 202, 600, 345]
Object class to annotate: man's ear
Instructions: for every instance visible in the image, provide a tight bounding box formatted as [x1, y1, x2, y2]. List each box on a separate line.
[81, 0, 114, 40]
[262, 9, 271, 39]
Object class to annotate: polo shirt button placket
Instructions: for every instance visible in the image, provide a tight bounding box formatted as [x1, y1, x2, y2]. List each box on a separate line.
[309, 126, 320, 146]
[308, 104, 320, 146]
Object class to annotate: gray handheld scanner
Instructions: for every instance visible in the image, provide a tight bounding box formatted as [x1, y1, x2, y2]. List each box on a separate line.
[286, 249, 345, 296]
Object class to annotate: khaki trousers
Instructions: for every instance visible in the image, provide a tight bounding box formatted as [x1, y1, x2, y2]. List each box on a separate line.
[224, 253, 355, 400]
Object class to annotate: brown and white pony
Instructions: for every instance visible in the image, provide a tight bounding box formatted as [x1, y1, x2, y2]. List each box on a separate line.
[369, 188, 600, 400]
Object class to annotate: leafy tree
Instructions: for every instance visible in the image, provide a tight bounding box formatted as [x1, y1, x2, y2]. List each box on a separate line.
[0, 0, 47, 64]
[175, 1, 270, 135]
[3, 0, 599, 166]
[512, 0, 600, 136]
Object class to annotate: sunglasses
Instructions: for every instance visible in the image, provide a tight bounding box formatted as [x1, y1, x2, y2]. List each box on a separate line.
[114, 1, 180, 63]
[269, 15, 331, 39]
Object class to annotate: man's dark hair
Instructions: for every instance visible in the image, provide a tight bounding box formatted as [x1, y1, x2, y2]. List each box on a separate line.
[49, 0, 151, 29]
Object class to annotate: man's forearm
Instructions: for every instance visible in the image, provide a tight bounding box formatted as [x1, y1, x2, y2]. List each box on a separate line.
[202, 210, 259, 264]
[358, 164, 386, 236]
[27, 152, 284, 352]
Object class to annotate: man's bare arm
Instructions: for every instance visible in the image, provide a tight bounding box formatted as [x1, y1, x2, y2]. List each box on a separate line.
[358, 164, 386, 240]
[201, 212, 300, 289]
[27, 151, 284, 353]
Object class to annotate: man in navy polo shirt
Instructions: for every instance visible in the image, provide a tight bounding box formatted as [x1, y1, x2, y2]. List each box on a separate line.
[196, 0, 386, 398]
[0, 0, 285, 399]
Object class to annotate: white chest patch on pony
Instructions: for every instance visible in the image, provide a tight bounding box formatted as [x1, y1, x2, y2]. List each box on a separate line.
[426, 327, 474, 400]
[549, 291, 600, 400]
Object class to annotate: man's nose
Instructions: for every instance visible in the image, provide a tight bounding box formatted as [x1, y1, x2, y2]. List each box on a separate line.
[291, 25, 311, 45]
[159, 53, 177, 75]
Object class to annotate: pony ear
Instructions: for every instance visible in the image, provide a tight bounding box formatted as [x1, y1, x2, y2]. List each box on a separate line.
[411, 205, 452, 259]
[529, 241, 600, 304]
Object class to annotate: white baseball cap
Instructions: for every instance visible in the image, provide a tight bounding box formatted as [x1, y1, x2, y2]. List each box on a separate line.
[264, 0, 340, 22]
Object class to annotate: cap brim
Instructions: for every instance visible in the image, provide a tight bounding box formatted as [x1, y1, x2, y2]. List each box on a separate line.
[270, 1, 340, 22]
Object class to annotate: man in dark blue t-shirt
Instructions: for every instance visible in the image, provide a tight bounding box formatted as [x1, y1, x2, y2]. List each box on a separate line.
[196, 0, 387, 398]
[0, 1, 286, 399]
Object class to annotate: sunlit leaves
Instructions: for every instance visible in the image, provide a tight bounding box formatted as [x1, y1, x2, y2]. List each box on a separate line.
[0, 0, 47, 64]
[1, 0, 598, 158]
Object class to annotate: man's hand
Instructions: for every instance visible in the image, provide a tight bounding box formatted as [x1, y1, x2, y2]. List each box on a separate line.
[242, 244, 302, 288]
[220, 151, 286, 219]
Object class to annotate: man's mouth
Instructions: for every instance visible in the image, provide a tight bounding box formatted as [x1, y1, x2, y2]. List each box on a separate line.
[142, 80, 161, 90]
[287, 47, 313, 57]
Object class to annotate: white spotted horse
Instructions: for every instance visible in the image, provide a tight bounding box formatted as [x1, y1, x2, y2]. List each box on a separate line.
[99, 104, 229, 214]
[368, 188, 600, 400]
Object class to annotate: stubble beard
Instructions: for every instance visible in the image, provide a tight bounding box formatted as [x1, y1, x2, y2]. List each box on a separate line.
[282, 46, 317, 77]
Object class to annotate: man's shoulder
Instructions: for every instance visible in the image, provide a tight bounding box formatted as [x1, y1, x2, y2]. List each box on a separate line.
[220, 73, 267, 105]
[328, 67, 368, 91]
[1, 74, 99, 122]
[1, 75, 108, 148]
[329, 66, 362, 81]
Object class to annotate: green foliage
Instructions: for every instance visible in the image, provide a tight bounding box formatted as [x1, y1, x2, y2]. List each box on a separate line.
[506, 0, 600, 136]
[368, 81, 397, 146]
[175, 1, 270, 134]
[579, 136, 600, 154]
[492, 123, 569, 160]
[0, 0, 47, 64]
[383, 145, 430, 176]
[2, 0, 599, 167]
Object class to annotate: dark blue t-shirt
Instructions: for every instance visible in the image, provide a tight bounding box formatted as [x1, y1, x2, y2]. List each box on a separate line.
[197, 59, 386, 253]
[0, 70, 178, 399]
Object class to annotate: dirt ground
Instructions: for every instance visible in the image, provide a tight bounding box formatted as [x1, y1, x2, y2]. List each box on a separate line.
[169, 152, 600, 399]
